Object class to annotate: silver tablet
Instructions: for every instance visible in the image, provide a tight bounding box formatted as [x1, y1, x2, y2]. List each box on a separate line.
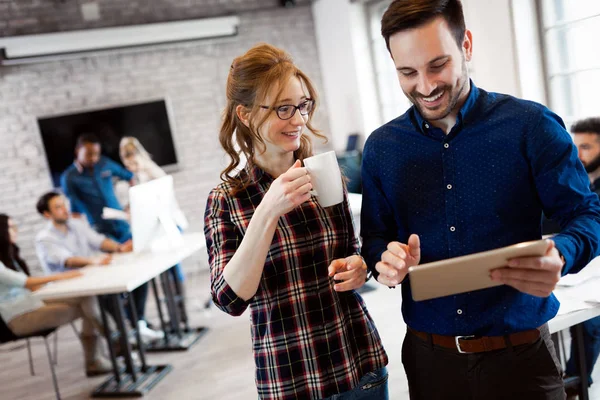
[408, 239, 549, 301]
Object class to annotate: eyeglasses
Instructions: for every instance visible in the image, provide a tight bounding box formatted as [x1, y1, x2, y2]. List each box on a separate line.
[260, 99, 314, 120]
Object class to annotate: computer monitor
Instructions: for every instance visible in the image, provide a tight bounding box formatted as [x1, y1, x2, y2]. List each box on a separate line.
[129, 175, 188, 253]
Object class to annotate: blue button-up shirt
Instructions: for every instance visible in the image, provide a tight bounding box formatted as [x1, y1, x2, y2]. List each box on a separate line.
[35, 219, 106, 273]
[60, 156, 133, 242]
[361, 82, 600, 336]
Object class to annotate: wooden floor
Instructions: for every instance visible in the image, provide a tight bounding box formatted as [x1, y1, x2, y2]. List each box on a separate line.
[1, 269, 599, 400]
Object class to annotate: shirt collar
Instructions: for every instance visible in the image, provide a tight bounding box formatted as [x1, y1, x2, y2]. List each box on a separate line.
[245, 162, 274, 185]
[48, 220, 72, 236]
[74, 161, 84, 174]
[413, 79, 480, 135]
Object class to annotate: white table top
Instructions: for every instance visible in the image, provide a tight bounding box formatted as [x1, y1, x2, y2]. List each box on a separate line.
[33, 232, 206, 301]
[549, 304, 600, 333]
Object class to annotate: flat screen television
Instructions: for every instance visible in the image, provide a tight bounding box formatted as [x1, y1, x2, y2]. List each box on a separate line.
[38, 100, 178, 187]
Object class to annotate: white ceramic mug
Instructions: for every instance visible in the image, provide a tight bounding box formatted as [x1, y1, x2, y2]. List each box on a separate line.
[303, 150, 344, 208]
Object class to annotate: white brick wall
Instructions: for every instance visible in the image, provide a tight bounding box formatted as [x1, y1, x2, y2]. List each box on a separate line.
[0, 4, 331, 273]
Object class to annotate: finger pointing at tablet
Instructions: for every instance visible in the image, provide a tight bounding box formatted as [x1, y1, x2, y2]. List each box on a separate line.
[376, 234, 421, 287]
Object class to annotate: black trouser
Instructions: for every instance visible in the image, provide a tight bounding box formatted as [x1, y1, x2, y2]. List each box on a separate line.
[99, 282, 149, 325]
[402, 324, 565, 400]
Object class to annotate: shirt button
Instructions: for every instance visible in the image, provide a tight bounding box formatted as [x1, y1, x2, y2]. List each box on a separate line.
[457, 309, 463, 315]
[447, 184, 452, 190]
[444, 143, 449, 149]
[424, 123, 430, 129]
[450, 226, 456, 232]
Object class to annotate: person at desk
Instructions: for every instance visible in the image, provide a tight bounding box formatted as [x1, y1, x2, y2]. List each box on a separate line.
[118, 137, 187, 287]
[0, 214, 113, 376]
[204, 44, 388, 400]
[361, 1, 600, 399]
[557, 117, 600, 393]
[34, 191, 163, 342]
[61, 133, 133, 243]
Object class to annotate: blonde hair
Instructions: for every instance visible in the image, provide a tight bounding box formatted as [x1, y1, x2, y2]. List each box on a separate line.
[219, 43, 326, 195]
[119, 137, 152, 162]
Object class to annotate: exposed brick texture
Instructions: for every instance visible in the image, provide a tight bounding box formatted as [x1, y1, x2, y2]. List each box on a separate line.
[0, 1, 331, 273]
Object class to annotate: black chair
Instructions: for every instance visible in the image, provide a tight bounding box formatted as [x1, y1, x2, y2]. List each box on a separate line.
[0, 317, 61, 400]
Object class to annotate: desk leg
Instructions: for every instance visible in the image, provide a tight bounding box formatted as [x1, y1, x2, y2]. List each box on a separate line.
[144, 272, 208, 352]
[112, 294, 137, 380]
[126, 293, 148, 372]
[160, 272, 183, 339]
[151, 278, 170, 346]
[91, 293, 172, 398]
[574, 323, 590, 400]
[170, 267, 190, 332]
[98, 296, 121, 384]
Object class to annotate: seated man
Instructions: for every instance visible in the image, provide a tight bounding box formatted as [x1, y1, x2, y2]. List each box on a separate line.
[35, 191, 163, 342]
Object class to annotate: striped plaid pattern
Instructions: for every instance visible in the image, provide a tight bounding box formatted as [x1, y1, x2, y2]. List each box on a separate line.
[204, 164, 388, 400]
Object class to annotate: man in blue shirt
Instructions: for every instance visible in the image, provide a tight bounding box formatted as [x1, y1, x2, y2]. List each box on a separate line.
[362, 1, 600, 398]
[562, 118, 600, 396]
[61, 133, 133, 243]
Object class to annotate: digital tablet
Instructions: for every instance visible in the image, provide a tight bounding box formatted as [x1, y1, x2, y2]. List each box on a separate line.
[407, 239, 549, 301]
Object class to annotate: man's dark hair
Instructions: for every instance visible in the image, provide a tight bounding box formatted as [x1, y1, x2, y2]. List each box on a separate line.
[381, 0, 466, 52]
[571, 117, 600, 136]
[36, 191, 62, 215]
[76, 132, 101, 149]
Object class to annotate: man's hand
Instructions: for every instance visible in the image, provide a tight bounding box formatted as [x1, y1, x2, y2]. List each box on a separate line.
[92, 254, 113, 266]
[376, 234, 421, 287]
[328, 255, 367, 292]
[119, 240, 133, 253]
[490, 239, 563, 297]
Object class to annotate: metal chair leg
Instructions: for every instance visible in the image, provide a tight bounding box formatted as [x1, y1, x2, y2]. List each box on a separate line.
[26, 338, 35, 376]
[53, 329, 58, 365]
[43, 337, 62, 400]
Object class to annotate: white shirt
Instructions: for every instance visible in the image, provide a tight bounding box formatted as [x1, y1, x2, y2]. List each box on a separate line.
[35, 218, 106, 273]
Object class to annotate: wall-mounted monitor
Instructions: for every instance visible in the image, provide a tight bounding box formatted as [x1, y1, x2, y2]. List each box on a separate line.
[37, 100, 178, 187]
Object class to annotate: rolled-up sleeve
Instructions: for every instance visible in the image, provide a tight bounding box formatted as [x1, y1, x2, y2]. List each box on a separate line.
[0, 262, 28, 287]
[78, 220, 106, 250]
[204, 187, 250, 316]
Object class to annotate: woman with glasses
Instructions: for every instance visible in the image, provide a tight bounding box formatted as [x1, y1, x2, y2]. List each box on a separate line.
[204, 43, 389, 400]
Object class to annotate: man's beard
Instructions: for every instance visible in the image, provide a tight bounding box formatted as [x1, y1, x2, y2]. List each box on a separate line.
[407, 58, 469, 121]
[584, 153, 600, 174]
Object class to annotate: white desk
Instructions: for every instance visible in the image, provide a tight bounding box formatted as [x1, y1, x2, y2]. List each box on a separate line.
[33, 232, 206, 398]
[34, 232, 206, 300]
[549, 298, 600, 334]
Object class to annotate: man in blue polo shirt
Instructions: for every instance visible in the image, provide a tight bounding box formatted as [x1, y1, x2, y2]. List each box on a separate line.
[61, 133, 133, 243]
[361, 1, 600, 399]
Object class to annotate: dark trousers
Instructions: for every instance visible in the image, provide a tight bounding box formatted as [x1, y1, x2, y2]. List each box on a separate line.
[402, 324, 566, 400]
[99, 282, 149, 325]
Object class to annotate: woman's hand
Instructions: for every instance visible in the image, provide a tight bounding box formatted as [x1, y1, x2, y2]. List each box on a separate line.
[328, 255, 368, 292]
[260, 160, 312, 218]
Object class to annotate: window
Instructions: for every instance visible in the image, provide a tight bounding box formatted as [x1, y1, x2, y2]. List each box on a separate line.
[539, 0, 600, 126]
[367, 0, 412, 125]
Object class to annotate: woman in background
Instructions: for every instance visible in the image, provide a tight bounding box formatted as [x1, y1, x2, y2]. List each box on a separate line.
[0, 214, 113, 376]
[204, 43, 388, 400]
[118, 137, 187, 284]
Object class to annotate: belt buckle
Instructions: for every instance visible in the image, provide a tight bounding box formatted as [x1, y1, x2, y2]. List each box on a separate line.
[455, 335, 475, 353]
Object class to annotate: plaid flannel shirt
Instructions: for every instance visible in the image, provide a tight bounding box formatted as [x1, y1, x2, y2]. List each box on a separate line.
[204, 164, 388, 400]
